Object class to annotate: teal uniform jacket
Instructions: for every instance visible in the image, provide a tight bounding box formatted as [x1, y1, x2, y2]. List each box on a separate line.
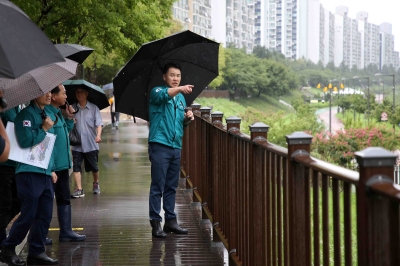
[14, 102, 56, 176]
[0, 107, 19, 167]
[45, 105, 74, 171]
[148, 85, 187, 149]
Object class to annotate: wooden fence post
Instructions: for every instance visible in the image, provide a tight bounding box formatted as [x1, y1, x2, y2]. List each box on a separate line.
[286, 131, 313, 266]
[226, 116, 242, 264]
[198, 107, 212, 219]
[355, 147, 398, 266]
[189, 103, 201, 206]
[249, 122, 269, 266]
[210, 111, 225, 250]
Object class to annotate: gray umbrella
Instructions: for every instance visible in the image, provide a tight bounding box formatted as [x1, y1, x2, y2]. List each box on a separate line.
[0, 59, 78, 110]
[0, 0, 65, 79]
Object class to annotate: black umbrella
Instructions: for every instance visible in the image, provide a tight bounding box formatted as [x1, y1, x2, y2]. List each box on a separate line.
[113, 30, 219, 121]
[0, 0, 65, 79]
[55, 44, 94, 64]
[63, 79, 110, 110]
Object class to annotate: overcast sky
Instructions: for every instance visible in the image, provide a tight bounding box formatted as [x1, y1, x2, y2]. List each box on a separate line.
[319, 0, 400, 51]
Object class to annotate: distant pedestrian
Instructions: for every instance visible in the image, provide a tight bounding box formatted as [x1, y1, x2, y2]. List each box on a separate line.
[70, 87, 103, 198]
[109, 95, 120, 129]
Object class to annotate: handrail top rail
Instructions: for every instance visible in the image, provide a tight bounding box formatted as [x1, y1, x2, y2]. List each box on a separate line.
[370, 182, 400, 202]
[294, 154, 359, 185]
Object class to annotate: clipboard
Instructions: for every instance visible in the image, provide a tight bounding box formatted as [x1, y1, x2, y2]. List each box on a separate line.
[5, 122, 56, 169]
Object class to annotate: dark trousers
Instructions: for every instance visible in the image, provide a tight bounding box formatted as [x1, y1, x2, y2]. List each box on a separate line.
[2, 172, 54, 256]
[54, 169, 71, 206]
[148, 142, 181, 221]
[0, 165, 20, 232]
[111, 112, 120, 124]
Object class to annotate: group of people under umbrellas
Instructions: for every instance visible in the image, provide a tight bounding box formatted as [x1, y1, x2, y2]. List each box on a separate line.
[0, 1, 106, 265]
[0, 0, 219, 265]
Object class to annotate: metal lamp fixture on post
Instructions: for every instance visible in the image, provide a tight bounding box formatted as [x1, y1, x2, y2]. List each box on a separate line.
[353, 76, 370, 124]
[375, 73, 396, 132]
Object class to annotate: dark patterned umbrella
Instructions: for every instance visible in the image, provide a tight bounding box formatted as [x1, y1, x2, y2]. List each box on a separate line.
[55, 44, 94, 64]
[0, 0, 65, 79]
[0, 59, 77, 110]
[113, 30, 219, 121]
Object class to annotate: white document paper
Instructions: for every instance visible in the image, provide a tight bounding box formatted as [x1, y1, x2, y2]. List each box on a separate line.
[6, 122, 56, 169]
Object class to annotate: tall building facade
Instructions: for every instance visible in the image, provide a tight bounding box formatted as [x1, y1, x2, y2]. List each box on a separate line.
[173, 1, 399, 69]
[356, 12, 380, 69]
[224, 0, 255, 53]
[380, 23, 400, 69]
[320, 6, 335, 65]
[172, 0, 212, 38]
[334, 6, 362, 68]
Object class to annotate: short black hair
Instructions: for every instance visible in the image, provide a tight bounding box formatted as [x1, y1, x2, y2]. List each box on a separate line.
[51, 85, 61, 94]
[163, 62, 181, 74]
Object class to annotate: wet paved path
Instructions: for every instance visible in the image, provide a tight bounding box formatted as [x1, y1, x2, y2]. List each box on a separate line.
[14, 112, 226, 266]
[316, 107, 344, 134]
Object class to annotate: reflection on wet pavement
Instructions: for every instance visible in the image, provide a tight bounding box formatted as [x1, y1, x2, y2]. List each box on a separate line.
[18, 121, 226, 266]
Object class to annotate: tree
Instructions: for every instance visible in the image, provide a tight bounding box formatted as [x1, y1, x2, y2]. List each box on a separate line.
[12, 0, 176, 83]
[208, 45, 226, 89]
[253, 45, 268, 59]
[326, 61, 336, 71]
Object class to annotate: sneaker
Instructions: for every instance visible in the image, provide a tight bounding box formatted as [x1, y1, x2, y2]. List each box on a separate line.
[93, 182, 100, 194]
[71, 189, 85, 198]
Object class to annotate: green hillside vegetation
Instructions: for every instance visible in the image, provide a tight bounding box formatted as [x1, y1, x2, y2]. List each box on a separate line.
[196, 94, 325, 146]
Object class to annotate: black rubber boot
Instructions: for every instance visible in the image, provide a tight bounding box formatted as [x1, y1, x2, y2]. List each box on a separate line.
[163, 218, 188, 234]
[0, 245, 26, 266]
[150, 220, 167, 238]
[58, 205, 86, 242]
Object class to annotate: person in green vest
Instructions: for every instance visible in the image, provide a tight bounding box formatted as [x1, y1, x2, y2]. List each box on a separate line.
[148, 62, 194, 238]
[45, 84, 86, 243]
[0, 106, 20, 246]
[0, 92, 58, 266]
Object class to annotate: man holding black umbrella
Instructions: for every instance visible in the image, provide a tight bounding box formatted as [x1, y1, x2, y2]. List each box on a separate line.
[148, 62, 194, 238]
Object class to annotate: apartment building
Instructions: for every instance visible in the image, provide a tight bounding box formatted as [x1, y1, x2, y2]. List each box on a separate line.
[173, 1, 399, 69]
[356, 11, 380, 69]
[224, 0, 255, 53]
[334, 6, 362, 69]
[172, 0, 212, 38]
[380, 23, 399, 69]
[319, 6, 335, 65]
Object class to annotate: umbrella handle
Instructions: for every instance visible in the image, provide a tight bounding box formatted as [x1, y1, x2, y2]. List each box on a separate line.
[66, 101, 79, 114]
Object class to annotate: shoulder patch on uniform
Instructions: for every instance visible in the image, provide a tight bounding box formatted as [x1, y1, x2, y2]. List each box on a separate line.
[23, 120, 31, 127]
[156, 88, 162, 92]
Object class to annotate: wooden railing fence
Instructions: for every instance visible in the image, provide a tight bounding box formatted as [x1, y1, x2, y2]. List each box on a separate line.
[180, 104, 400, 266]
